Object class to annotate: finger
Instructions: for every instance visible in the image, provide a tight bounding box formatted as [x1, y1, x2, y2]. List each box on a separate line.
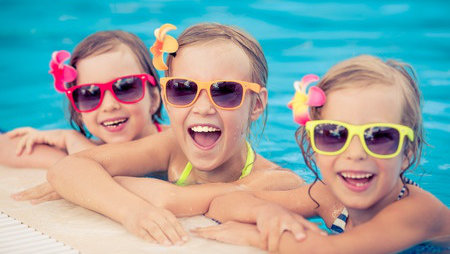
[13, 183, 52, 200]
[144, 221, 171, 246]
[191, 226, 221, 240]
[162, 210, 188, 242]
[6, 128, 29, 138]
[31, 192, 61, 205]
[25, 138, 35, 155]
[285, 221, 305, 241]
[267, 221, 281, 252]
[256, 222, 269, 244]
[15, 136, 28, 156]
[155, 217, 182, 245]
[294, 215, 327, 235]
[138, 229, 157, 244]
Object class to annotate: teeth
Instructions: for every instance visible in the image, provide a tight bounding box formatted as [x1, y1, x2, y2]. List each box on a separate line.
[103, 119, 126, 126]
[340, 172, 373, 179]
[191, 126, 220, 132]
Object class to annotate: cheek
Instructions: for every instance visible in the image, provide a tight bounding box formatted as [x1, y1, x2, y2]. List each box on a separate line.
[80, 113, 99, 135]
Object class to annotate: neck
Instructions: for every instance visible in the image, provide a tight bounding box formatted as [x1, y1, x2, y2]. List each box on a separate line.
[346, 179, 404, 227]
[138, 121, 159, 139]
[191, 141, 248, 184]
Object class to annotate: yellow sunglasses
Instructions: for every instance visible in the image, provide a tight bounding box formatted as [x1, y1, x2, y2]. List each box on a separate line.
[305, 120, 414, 159]
[160, 77, 261, 110]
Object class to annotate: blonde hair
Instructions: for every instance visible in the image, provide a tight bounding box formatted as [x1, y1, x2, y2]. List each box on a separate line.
[296, 55, 424, 199]
[67, 30, 162, 136]
[165, 23, 269, 137]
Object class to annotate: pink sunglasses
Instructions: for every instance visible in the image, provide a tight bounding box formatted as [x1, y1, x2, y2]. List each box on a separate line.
[65, 74, 155, 113]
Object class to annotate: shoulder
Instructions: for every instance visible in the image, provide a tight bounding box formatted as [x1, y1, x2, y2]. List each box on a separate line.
[381, 186, 450, 239]
[243, 157, 305, 190]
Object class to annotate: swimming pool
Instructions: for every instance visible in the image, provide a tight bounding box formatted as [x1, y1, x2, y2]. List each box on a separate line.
[0, 0, 448, 209]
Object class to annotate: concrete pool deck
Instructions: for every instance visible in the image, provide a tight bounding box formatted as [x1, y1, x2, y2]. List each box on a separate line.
[0, 165, 264, 253]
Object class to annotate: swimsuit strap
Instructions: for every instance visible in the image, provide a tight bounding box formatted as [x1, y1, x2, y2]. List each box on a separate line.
[154, 122, 162, 133]
[175, 141, 255, 186]
[330, 207, 349, 234]
[397, 176, 419, 200]
[330, 176, 419, 234]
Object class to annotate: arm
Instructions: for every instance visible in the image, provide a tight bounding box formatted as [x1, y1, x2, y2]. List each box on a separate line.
[278, 188, 450, 254]
[207, 181, 335, 223]
[115, 176, 242, 217]
[47, 130, 188, 244]
[0, 133, 67, 169]
[7, 127, 96, 155]
[115, 166, 306, 217]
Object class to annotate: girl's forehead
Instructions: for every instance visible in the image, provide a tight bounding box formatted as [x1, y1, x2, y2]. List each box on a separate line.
[170, 41, 252, 81]
[76, 45, 142, 84]
[322, 84, 403, 124]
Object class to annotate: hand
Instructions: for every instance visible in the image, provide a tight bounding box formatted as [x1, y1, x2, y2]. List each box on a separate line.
[255, 203, 326, 252]
[11, 182, 61, 204]
[7, 127, 67, 155]
[121, 203, 188, 246]
[192, 221, 265, 249]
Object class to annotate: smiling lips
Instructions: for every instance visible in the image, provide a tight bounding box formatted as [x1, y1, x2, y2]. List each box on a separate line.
[101, 118, 128, 132]
[188, 125, 222, 149]
[339, 171, 375, 192]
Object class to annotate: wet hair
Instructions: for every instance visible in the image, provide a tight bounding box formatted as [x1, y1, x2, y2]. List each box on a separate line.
[165, 23, 269, 138]
[295, 55, 424, 205]
[66, 30, 162, 136]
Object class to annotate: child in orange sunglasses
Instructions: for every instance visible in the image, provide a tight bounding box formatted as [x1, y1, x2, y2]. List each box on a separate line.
[195, 55, 450, 253]
[1, 30, 165, 202]
[46, 23, 304, 246]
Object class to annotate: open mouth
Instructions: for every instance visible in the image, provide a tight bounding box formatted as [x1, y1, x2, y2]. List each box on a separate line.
[188, 125, 222, 149]
[101, 118, 128, 128]
[338, 172, 375, 189]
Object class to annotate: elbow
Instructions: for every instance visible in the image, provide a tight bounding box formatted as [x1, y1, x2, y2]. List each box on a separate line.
[47, 155, 73, 186]
[205, 195, 227, 222]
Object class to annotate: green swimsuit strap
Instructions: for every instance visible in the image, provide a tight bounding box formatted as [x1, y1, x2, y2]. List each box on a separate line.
[175, 141, 255, 186]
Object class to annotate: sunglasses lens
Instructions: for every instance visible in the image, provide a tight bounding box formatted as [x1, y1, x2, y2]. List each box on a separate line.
[211, 81, 243, 108]
[113, 77, 144, 102]
[364, 127, 400, 155]
[165, 79, 198, 105]
[314, 123, 348, 152]
[72, 85, 102, 112]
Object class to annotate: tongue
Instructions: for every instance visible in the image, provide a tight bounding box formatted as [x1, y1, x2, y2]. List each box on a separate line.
[344, 177, 370, 186]
[193, 131, 220, 147]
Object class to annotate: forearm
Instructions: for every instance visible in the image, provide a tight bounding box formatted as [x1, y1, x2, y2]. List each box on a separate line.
[63, 130, 96, 154]
[0, 134, 66, 169]
[47, 156, 148, 224]
[117, 176, 242, 217]
[278, 231, 336, 254]
[206, 191, 268, 223]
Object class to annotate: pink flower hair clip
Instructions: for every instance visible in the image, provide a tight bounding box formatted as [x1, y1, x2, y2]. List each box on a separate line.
[150, 23, 179, 71]
[287, 74, 326, 125]
[49, 50, 77, 92]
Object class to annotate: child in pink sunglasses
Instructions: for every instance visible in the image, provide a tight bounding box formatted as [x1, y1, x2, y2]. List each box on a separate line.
[1, 30, 166, 202]
[194, 55, 450, 253]
[46, 23, 304, 246]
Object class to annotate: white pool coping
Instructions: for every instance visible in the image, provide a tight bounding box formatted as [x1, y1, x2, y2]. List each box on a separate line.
[0, 165, 264, 253]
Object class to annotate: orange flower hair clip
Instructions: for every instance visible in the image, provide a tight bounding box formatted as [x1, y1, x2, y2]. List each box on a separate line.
[150, 23, 178, 70]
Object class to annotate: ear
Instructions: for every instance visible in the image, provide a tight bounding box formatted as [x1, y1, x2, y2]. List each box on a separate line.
[250, 87, 268, 122]
[148, 87, 162, 116]
[401, 148, 413, 171]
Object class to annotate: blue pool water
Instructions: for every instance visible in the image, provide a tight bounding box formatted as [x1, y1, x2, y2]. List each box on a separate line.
[0, 0, 448, 211]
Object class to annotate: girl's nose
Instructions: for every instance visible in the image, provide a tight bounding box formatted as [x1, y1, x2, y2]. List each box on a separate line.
[100, 91, 121, 112]
[342, 135, 368, 161]
[191, 90, 216, 115]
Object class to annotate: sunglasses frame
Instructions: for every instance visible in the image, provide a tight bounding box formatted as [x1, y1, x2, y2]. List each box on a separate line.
[66, 74, 156, 113]
[305, 120, 414, 159]
[160, 77, 262, 110]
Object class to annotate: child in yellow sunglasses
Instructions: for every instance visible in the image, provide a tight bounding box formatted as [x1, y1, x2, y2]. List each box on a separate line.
[46, 23, 304, 246]
[194, 55, 450, 253]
